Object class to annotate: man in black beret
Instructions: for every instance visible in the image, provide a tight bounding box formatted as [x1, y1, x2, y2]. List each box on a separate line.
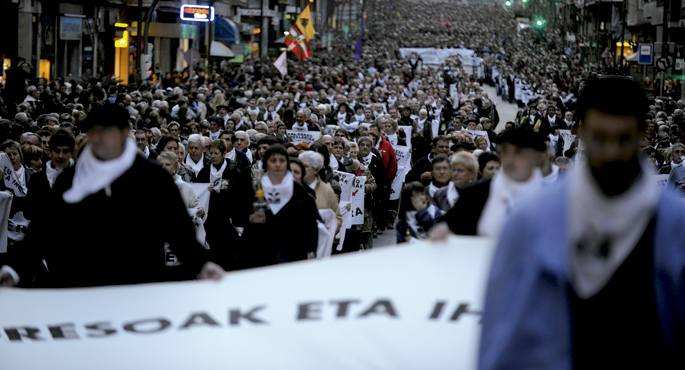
[434, 127, 546, 237]
[0, 103, 224, 287]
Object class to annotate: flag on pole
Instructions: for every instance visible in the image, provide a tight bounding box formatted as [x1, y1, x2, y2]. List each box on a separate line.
[295, 5, 316, 41]
[273, 52, 288, 77]
[285, 26, 313, 62]
[354, 35, 362, 62]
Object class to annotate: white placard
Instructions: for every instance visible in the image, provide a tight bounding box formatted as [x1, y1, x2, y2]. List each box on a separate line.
[558, 130, 575, 154]
[287, 130, 322, 145]
[350, 175, 366, 225]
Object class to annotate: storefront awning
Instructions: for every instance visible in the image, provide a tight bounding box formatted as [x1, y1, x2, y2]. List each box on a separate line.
[210, 41, 236, 57]
[214, 17, 240, 45]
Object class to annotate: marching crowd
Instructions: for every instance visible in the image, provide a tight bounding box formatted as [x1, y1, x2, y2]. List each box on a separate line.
[0, 0, 684, 289]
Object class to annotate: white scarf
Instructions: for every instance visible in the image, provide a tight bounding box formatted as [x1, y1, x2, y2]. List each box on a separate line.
[185, 154, 205, 175]
[210, 160, 228, 191]
[337, 112, 348, 122]
[671, 160, 684, 169]
[0, 152, 28, 197]
[292, 122, 308, 131]
[354, 113, 365, 123]
[428, 182, 446, 198]
[569, 159, 659, 298]
[143, 146, 150, 158]
[478, 170, 542, 238]
[361, 152, 374, 166]
[407, 204, 441, 239]
[330, 156, 339, 171]
[447, 182, 459, 208]
[225, 148, 236, 161]
[339, 120, 359, 133]
[63, 138, 137, 203]
[45, 160, 72, 188]
[261, 171, 294, 215]
[386, 133, 398, 147]
[209, 131, 221, 140]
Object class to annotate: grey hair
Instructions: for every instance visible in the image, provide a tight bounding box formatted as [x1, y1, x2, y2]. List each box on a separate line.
[298, 151, 324, 171]
[188, 134, 203, 145]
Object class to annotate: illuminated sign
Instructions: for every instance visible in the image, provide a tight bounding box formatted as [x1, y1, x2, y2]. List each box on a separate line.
[180, 4, 215, 22]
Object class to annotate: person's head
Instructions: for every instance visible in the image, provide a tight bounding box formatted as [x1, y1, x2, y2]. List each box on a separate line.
[20, 132, 40, 146]
[564, 111, 574, 122]
[1, 140, 23, 170]
[48, 129, 75, 169]
[21, 144, 43, 171]
[256, 136, 278, 160]
[208, 140, 227, 166]
[431, 155, 451, 186]
[82, 103, 131, 161]
[167, 122, 181, 138]
[474, 136, 489, 151]
[299, 151, 325, 184]
[495, 128, 546, 182]
[289, 158, 306, 184]
[399, 181, 430, 221]
[234, 131, 250, 151]
[156, 136, 181, 158]
[262, 144, 290, 181]
[332, 137, 346, 159]
[157, 150, 178, 176]
[670, 143, 685, 164]
[576, 76, 649, 196]
[450, 151, 479, 188]
[254, 121, 268, 134]
[320, 135, 334, 150]
[187, 134, 204, 161]
[357, 136, 373, 157]
[478, 152, 501, 180]
[276, 122, 287, 136]
[134, 130, 149, 152]
[296, 110, 306, 123]
[219, 131, 233, 152]
[348, 142, 359, 158]
[432, 136, 451, 156]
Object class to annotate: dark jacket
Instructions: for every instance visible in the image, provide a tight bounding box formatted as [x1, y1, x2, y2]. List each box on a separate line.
[440, 179, 491, 236]
[13, 156, 208, 287]
[242, 182, 319, 267]
[196, 159, 254, 269]
[404, 154, 433, 186]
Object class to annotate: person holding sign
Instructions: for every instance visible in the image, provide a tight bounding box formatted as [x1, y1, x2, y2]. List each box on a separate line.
[242, 144, 319, 267]
[195, 140, 253, 270]
[0, 103, 223, 287]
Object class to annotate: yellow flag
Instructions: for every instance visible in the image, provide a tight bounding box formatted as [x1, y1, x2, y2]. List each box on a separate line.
[295, 5, 315, 41]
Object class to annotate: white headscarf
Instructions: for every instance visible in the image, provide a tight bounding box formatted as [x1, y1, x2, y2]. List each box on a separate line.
[185, 153, 205, 175]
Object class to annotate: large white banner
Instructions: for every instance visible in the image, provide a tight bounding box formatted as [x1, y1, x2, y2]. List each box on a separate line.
[287, 130, 322, 145]
[0, 237, 493, 370]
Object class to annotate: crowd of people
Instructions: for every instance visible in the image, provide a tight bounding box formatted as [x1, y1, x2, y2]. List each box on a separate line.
[0, 0, 684, 289]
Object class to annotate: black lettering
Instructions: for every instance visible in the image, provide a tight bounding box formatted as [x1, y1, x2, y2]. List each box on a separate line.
[229, 306, 267, 325]
[428, 301, 447, 320]
[48, 323, 79, 340]
[296, 302, 323, 321]
[354, 208, 363, 216]
[85, 322, 117, 338]
[358, 299, 398, 318]
[449, 303, 481, 322]
[4, 327, 43, 342]
[123, 318, 172, 334]
[179, 312, 221, 330]
[330, 300, 360, 318]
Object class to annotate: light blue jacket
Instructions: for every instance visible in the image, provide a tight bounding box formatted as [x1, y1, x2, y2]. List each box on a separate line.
[479, 178, 685, 370]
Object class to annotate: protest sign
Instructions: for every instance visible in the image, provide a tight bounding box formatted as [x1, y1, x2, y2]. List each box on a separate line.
[350, 175, 366, 225]
[558, 130, 575, 154]
[287, 130, 322, 145]
[0, 236, 494, 370]
[0, 192, 12, 253]
[390, 146, 412, 201]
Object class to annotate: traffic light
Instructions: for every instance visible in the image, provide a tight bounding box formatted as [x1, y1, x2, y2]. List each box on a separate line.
[533, 16, 546, 30]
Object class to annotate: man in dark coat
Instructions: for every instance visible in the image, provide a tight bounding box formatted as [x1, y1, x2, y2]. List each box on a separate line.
[405, 135, 451, 185]
[437, 127, 546, 237]
[0, 103, 223, 288]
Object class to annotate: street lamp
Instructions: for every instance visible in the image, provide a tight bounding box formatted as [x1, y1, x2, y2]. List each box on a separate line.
[505, 0, 512, 7]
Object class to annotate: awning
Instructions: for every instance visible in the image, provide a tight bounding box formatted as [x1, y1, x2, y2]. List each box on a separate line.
[214, 17, 240, 45]
[210, 41, 235, 57]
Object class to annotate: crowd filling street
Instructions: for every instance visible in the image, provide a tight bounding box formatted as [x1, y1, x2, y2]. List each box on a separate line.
[0, 0, 684, 368]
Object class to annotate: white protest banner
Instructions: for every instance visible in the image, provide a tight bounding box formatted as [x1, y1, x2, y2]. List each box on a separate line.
[654, 174, 670, 188]
[399, 125, 413, 145]
[394, 145, 412, 170]
[0, 191, 12, 253]
[350, 175, 366, 225]
[558, 130, 575, 154]
[0, 236, 494, 370]
[467, 130, 490, 150]
[287, 130, 322, 145]
[334, 171, 355, 203]
[0, 152, 27, 197]
[189, 183, 211, 249]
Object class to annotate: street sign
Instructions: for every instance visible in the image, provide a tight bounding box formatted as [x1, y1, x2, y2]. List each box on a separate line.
[638, 43, 653, 65]
[656, 57, 671, 71]
[60, 16, 82, 40]
[180, 5, 215, 22]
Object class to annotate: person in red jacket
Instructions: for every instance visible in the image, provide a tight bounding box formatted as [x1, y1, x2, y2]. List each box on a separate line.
[368, 123, 398, 231]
